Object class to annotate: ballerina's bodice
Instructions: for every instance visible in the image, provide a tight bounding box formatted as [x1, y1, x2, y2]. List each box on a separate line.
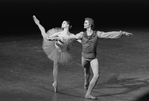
[42, 28, 72, 63]
[55, 37, 72, 52]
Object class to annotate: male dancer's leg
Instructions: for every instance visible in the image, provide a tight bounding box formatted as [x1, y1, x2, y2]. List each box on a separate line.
[81, 57, 91, 90]
[85, 58, 99, 99]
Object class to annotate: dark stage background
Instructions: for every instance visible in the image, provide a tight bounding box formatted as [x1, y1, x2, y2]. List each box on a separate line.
[0, 0, 149, 36]
[0, 1, 149, 101]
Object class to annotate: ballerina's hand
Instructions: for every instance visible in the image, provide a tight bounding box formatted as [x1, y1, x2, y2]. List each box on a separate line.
[33, 15, 40, 24]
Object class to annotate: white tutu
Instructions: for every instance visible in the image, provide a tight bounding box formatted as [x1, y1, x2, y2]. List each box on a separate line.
[42, 28, 72, 64]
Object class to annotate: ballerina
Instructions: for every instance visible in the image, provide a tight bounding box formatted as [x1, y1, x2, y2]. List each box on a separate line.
[33, 15, 74, 93]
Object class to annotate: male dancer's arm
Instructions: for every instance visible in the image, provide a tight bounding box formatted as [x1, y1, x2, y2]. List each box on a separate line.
[75, 32, 84, 43]
[64, 32, 83, 43]
[97, 31, 133, 39]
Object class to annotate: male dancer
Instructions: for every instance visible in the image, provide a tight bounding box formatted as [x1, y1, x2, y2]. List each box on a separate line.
[75, 18, 132, 99]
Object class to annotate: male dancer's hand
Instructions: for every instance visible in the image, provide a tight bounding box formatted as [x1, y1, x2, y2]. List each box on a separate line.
[122, 31, 133, 36]
[47, 36, 64, 42]
[47, 36, 56, 41]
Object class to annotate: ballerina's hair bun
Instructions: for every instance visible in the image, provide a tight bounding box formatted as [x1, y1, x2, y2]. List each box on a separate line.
[66, 20, 72, 29]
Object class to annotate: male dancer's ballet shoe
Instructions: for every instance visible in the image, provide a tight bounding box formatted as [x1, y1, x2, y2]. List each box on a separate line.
[85, 95, 97, 100]
[52, 83, 57, 93]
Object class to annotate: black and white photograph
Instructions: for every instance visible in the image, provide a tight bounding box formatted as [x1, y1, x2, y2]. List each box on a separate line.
[0, 0, 149, 101]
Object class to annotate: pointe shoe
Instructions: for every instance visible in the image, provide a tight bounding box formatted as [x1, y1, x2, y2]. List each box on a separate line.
[52, 83, 57, 93]
[85, 94, 97, 100]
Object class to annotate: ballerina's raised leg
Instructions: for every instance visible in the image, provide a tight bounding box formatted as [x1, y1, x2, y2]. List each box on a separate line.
[33, 15, 59, 93]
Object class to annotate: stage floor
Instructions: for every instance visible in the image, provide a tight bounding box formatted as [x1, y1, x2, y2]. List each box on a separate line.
[0, 30, 149, 101]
